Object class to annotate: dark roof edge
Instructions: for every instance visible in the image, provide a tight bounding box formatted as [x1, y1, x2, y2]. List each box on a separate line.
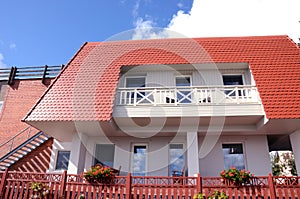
[22, 42, 89, 122]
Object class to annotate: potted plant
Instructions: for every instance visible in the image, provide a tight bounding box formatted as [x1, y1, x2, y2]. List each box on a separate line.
[83, 165, 116, 183]
[220, 167, 253, 186]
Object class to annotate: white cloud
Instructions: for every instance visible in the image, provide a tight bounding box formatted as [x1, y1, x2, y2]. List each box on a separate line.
[132, 18, 170, 40]
[132, 0, 300, 42]
[177, 2, 184, 9]
[167, 0, 300, 42]
[0, 53, 7, 68]
[9, 43, 16, 50]
[132, 0, 141, 18]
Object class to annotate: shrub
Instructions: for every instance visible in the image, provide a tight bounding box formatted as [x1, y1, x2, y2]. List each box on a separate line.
[194, 190, 228, 199]
[220, 167, 254, 185]
[83, 165, 116, 183]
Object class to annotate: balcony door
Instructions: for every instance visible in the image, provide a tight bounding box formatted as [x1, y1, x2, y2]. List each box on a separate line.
[176, 76, 192, 103]
[131, 144, 147, 176]
[125, 77, 146, 104]
[222, 75, 244, 97]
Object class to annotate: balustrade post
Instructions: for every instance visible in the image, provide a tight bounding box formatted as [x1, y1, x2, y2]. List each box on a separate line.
[126, 172, 132, 199]
[134, 89, 137, 106]
[196, 173, 202, 193]
[0, 168, 9, 198]
[59, 170, 67, 199]
[268, 173, 276, 199]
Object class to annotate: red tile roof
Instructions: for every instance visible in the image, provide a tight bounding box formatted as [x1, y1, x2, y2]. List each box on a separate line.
[24, 35, 300, 121]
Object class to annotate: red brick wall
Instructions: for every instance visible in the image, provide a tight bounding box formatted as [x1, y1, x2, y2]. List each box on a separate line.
[8, 138, 53, 172]
[0, 79, 52, 155]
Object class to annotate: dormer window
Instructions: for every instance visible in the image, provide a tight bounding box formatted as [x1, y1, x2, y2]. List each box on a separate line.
[176, 76, 192, 103]
[125, 77, 145, 88]
[222, 75, 243, 86]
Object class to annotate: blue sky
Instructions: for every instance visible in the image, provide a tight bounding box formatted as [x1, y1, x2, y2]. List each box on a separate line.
[0, 0, 299, 68]
[0, 0, 192, 67]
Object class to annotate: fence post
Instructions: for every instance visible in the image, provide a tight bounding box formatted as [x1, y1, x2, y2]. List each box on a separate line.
[196, 173, 202, 193]
[59, 170, 67, 199]
[0, 168, 9, 198]
[268, 173, 276, 199]
[126, 172, 132, 199]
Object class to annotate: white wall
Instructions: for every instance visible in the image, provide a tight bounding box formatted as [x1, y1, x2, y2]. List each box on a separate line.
[84, 135, 186, 176]
[199, 135, 271, 176]
[65, 133, 271, 177]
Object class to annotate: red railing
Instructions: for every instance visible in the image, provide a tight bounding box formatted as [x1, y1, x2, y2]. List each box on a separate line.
[0, 169, 299, 199]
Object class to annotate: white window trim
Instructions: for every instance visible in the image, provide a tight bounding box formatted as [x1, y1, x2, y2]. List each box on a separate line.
[124, 76, 146, 88]
[93, 143, 115, 167]
[54, 150, 71, 171]
[130, 143, 148, 176]
[222, 74, 245, 86]
[175, 75, 192, 87]
[168, 143, 186, 176]
[222, 142, 248, 170]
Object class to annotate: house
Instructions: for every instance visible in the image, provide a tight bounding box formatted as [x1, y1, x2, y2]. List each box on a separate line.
[21, 35, 300, 177]
[0, 65, 62, 172]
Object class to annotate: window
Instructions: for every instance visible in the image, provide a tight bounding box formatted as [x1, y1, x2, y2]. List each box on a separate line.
[126, 77, 146, 88]
[132, 145, 147, 176]
[222, 75, 243, 86]
[169, 144, 185, 176]
[94, 144, 115, 167]
[222, 75, 244, 96]
[176, 76, 191, 103]
[222, 144, 245, 170]
[125, 77, 146, 103]
[55, 151, 70, 170]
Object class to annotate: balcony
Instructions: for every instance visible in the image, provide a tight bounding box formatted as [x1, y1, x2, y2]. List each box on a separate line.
[113, 85, 265, 128]
[116, 85, 260, 106]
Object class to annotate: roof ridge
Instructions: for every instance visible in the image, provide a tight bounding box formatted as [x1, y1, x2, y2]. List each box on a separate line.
[84, 35, 290, 44]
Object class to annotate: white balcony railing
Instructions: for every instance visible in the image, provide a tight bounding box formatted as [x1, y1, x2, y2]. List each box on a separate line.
[116, 86, 260, 106]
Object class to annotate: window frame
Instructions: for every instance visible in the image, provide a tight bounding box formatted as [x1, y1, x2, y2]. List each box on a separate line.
[125, 76, 146, 88]
[222, 74, 244, 86]
[222, 143, 247, 170]
[175, 75, 192, 87]
[93, 143, 115, 167]
[131, 143, 148, 176]
[168, 143, 185, 176]
[175, 75, 192, 103]
[54, 150, 71, 171]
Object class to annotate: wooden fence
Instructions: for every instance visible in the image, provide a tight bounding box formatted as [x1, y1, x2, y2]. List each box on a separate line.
[0, 169, 299, 199]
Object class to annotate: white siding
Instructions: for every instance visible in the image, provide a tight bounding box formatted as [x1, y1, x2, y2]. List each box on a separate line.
[147, 71, 174, 87]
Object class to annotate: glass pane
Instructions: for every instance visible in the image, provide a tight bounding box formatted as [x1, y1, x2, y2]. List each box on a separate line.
[126, 77, 145, 88]
[176, 77, 191, 87]
[223, 75, 243, 85]
[169, 144, 184, 176]
[222, 144, 245, 170]
[55, 151, 70, 170]
[95, 144, 115, 167]
[132, 145, 147, 176]
[176, 77, 191, 103]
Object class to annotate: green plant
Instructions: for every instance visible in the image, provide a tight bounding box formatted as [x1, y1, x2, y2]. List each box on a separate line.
[220, 167, 253, 185]
[29, 182, 49, 199]
[194, 190, 228, 199]
[83, 165, 116, 183]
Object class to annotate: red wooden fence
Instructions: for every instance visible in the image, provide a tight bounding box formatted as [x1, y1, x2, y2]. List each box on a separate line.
[0, 169, 299, 199]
